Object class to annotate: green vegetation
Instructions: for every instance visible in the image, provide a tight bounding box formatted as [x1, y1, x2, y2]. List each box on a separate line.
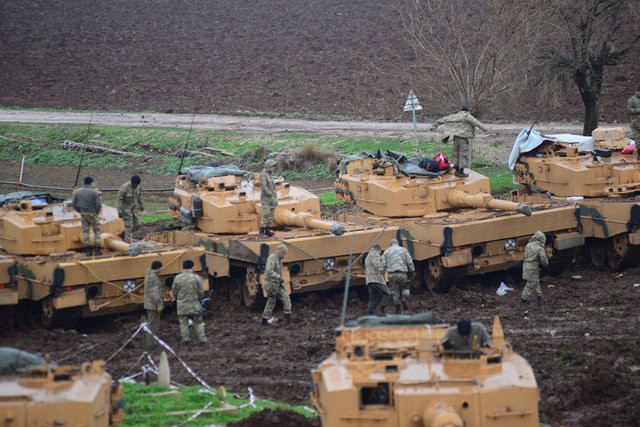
[0, 122, 511, 184]
[122, 382, 316, 426]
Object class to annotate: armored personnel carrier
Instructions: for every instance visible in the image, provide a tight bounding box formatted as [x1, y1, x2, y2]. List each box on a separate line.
[310, 313, 539, 426]
[511, 127, 640, 270]
[0, 191, 207, 327]
[334, 152, 583, 290]
[146, 166, 398, 306]
[0, 349, 123, 426]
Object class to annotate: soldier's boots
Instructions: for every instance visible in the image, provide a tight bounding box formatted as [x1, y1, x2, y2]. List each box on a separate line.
[537, 295, 543, 304]
[520, 298, 530, 305]
[94, 244, 101, 256]
[395, 304, 402, 314]
[367, 310, 374, 315]
[264, 227, 273, 236]
[84, 246, 92, 256]
[455, 167, 469, 178]
[284, 313, 291, 320]
[380, 306, 386, 316]
[261, 318, 269, 326]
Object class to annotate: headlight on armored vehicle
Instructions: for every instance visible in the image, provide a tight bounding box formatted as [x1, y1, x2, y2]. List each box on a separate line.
[123, 279, 137, 293]
[323, 258, 336, 271]
[504, 238, 517, 251]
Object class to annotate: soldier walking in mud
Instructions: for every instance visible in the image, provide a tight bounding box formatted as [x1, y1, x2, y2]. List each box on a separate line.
[259, 159, 278, 237]
[261, 244, 292, 325]
[627, 83, 640, 143]
[431, 107, 488, 177]
[172, 260, 207, 345]
[72, 176, 102, 256]
[520, 231, 549, 304]
[117, 175, 144, 243]
[365, 244, 391, 316]
[143, 260, 163, 351]
[383, 239, 415, 314]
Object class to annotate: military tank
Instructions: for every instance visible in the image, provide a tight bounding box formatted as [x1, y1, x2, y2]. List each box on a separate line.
[0, 191, 207, 327]
[145, 166, 398, 306]
[310, 313, 539, 426]
[511, 126, 640, 270]
[0, 348, 124, 426]
[334, 151, 583, 290]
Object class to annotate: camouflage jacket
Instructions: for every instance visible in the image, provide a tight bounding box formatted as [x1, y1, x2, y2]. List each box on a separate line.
[71, 185, 102, 214]
[259, 169, 278, 208]
[365, 249, 386, 285]
[433, 111, 488, 140]
[384, 244, 415, 274]
[117, 181, 144, 215]
[628, 95, 640, 127]
[263, 252, 284, 293]
[143, 268, 163, 310]
[441, 322, 491, 351]
[522, 231, 549, 281]
[172, 269, 203, 316]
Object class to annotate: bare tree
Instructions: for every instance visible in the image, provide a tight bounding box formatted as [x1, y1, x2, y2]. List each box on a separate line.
[397, 0, 545, 116]
[539, 0, 640, 135]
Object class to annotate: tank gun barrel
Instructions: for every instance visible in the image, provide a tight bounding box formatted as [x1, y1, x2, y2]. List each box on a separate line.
[274, 208, 346, 235]
[98, 233, 142, 256]
[448, 191, 532, 216]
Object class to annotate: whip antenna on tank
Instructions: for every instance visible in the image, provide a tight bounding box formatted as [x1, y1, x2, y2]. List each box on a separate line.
[339, 205, 360, 326]
[177, 115, 196, 175]
[73, 112, 93, 188]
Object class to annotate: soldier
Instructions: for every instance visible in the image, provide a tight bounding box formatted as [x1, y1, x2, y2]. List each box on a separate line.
[172, 259, 207, 345]
[431, 107, 488, 177]
[441, 319, 492, 358]
[71, 176, 102, 256]
[520, 231, 549, 304]
[143, 260, 163, 351]
[365, 244, 391, 316]
[627, 83, 640, 143]
[117, 175, 144, 243]
[259, 159, 278, 237]
[261, 244, 291, 326]
[383, 239, 415, 314]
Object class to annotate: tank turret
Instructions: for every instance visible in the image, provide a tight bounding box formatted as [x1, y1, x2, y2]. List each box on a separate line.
[169, 166, 345, 234]
[335, 154, 531, 217]
[310, 313, 539, 426]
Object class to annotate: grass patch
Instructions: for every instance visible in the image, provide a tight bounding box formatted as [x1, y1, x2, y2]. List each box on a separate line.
[318, 192, 337, 205]
[122, 382, 317, 427]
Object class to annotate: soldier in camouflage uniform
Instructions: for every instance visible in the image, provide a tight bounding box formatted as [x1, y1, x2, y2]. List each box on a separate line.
[143, 260, 163, 351]
[627, 83, 640, 143]
[117, 175, 144, 243]
[432, 107, 488, 177]
[520, 231, 549, 304]
[259, 159, 278, 237]
[365, 244, 391, 315]
[261, 244, 291, 326]
[71, 176, 102, 256]
[383, 239, 415, 314]
[172, 259, 207, 345]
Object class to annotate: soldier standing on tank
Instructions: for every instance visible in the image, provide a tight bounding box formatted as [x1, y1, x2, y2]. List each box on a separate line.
[259, 159, 278, 237]
[520, 231, 549, 304]
[383, 239, 415, 314]
[627, 83, 640, 143]
[261, 244, 292, 326]
[431, 107, 488, 177]
[117, 175, 144, 243]
[143, 260, 163, 351]
[172, 259, 207, 345]
[72, 176, 102, 256]
[365, 244, 391, 316]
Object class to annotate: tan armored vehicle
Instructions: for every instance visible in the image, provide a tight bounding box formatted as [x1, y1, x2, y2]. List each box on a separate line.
[335, 152, 583, 290]
[0, 191, 207, 326]
[0, 348, 123, 426]
[146, 166, 398, 306]
[310, 313, 539, 427]
[511, 127, 640, 270]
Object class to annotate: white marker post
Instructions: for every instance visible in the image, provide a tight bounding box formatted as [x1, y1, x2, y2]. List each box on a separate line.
[404, 90, 422, 144]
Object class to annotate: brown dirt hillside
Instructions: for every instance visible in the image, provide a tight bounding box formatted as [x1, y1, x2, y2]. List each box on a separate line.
[0, 0, 637, 122]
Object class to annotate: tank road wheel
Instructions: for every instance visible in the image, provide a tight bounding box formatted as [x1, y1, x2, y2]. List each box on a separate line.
[606, 234, 631, 271]
[243, 267, 264, 308]
[424, 257, 453, 293]
[41, 297, 55, 328]
[228, 278, 243, 306]
[587, 238, 606, 269]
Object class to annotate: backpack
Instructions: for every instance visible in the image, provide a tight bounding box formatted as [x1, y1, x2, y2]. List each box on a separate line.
[434, 153, 450, 170]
